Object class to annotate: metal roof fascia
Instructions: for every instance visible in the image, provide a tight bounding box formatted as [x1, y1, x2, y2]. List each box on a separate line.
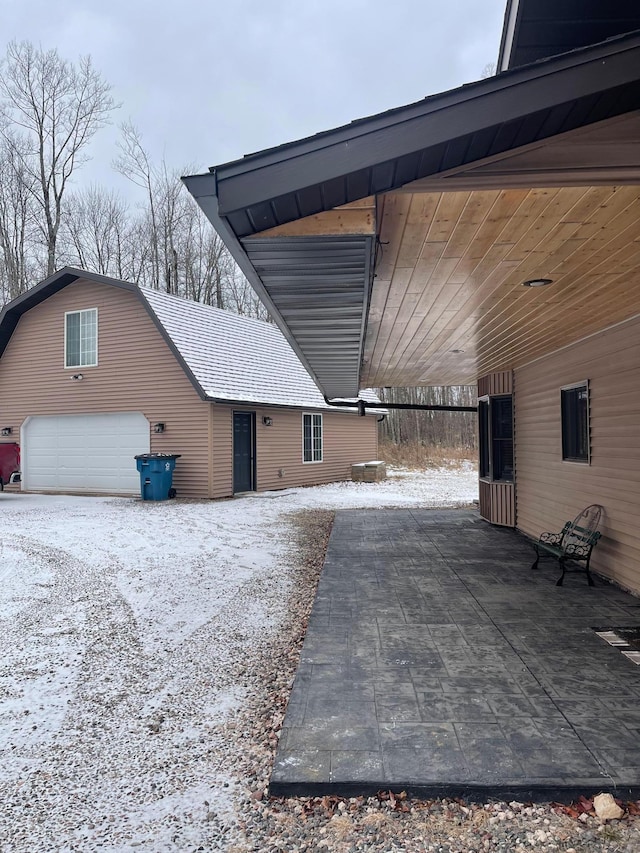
[498, 0, 522, 71]
[200, 33, 640, 217]
[181, 174, 350, 397]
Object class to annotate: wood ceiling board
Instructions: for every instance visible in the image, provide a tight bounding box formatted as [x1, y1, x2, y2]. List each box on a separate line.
[361, 184, 640, 386]
[393, 194, 441, 268]
[258, 198, 376, 238]
[366, 189, 560, 377]
[472, 275, 640, 373]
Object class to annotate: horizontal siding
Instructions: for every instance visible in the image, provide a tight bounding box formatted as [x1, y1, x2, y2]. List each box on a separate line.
[515, 315, 640, 593]
[210, 404, 378, 497]
[0, 281, 210, 498]
[211, 405, 233, 499]
[258, 408, 378, 492]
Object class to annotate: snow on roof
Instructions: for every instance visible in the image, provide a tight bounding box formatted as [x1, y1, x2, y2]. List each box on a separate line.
[140, 287, 380, 411]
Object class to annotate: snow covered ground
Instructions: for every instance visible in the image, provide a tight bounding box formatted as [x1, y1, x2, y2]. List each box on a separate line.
[0, 464, 477, 851]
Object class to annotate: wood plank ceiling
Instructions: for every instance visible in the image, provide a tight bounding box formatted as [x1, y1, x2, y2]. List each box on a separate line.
[363, 184, 640, 387]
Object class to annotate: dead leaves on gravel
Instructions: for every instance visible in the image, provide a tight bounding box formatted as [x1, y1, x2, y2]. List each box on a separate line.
[552, 794, 640, 822]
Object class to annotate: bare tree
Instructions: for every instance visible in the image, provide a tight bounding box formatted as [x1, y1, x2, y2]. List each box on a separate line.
[60, 185, 131, 277]
[378, 386, 477, 449]
[114, 124, 271, 315]
[113, 122, 162, 288]
[0, 41, 116, 277]
[0, 134, 39, 301]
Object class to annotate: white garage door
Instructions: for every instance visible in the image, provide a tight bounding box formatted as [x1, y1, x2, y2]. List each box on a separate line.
[22, 412, 150, 494]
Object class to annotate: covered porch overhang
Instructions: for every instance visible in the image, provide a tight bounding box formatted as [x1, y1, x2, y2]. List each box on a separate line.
[184, 31, 640, 400]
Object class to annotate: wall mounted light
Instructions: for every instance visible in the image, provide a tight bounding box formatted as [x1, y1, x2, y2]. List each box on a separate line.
[153, 422, 165, 433]
[262, 416, 273, 426]
[522, 278, 553, 288]
[71, 373, 84, 381]
[1, 427, 12, 436]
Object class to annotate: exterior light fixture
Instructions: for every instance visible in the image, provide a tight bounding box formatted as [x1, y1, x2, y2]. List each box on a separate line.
[262, 416, 273, 426]
[153, 422, 165, 433]
[522, 278, 553, 287]
[1, 427, 11, 435]
[71, 373, 84, 380]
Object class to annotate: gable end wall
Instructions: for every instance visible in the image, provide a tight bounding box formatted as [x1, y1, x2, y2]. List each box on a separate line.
[0, 281, 211, 498]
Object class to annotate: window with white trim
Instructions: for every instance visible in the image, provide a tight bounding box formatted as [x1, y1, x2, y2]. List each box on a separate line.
[303, 413, 323, 462]
[65, 309, 98, 368]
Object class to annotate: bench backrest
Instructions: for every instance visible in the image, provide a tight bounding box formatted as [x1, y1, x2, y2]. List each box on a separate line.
[561, 504, 604, 550]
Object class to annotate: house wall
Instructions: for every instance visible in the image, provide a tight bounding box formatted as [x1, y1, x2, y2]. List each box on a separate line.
[210, 405, 379, 498]
[0, 281, 211, 498]
[515, 314, 640, 592]
[478, 371, 515, 526]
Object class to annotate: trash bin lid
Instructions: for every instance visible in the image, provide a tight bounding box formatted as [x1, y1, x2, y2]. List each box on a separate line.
[134, 453, 182, 460]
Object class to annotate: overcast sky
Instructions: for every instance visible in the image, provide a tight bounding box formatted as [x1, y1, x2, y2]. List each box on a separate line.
[3, 0, 507, 197]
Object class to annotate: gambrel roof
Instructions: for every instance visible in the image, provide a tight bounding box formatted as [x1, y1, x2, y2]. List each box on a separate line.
[0, 268, 379, 411]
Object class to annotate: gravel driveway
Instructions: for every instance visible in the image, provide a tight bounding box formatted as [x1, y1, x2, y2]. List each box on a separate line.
[2, 471, 639, 852]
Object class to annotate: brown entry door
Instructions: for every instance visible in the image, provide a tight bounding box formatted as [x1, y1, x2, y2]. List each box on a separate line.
[233, 412, 255, 492]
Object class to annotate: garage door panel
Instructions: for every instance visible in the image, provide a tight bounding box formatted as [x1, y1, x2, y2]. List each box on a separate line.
[23, 412, 150, 494]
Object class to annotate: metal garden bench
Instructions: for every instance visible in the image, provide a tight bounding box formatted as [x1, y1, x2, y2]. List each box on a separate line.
[531, 504, 604, 586]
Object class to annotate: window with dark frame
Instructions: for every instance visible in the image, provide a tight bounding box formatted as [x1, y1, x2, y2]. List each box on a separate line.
[478, 395, 513, 482]
[561, 382, 589, 462]
[303, 413, 323, 462]
[478, 400, 489, 478]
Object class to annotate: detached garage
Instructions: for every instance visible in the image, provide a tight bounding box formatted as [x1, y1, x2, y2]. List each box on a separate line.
[0, 268, 380, 498]
[21, 412, 150, 494]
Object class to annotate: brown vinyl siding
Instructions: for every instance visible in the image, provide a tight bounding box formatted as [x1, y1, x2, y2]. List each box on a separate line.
[211, 405, 379, 495]
[0, 280, 210, 498]
[515, 314, 640, 592]
[479, 480, 515, 527]
[478, 371, 513, 397]
[478, 371, 515, 526]
[211, 405, 234, 499]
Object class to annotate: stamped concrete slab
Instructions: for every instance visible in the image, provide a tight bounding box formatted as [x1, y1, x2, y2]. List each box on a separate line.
[271, 509, 640, 801]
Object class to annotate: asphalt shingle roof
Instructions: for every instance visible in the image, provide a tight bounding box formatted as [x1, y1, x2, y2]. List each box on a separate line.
[141, 287, 378, 410]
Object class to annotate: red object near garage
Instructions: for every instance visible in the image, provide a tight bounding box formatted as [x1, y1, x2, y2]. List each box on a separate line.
[0, 442, 20, 490]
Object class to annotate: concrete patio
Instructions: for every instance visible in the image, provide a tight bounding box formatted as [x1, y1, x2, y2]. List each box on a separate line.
[271, 509, 640, 801]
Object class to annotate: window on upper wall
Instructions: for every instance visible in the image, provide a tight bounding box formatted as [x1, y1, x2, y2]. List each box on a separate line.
[561, 381, 589, 463]
[478, 395, 513, 482]
[65, 308, 97, 368]
[302, 413, 323, 462]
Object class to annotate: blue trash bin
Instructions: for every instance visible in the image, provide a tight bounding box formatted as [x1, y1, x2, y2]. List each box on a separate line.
[135, 453, 181, 501]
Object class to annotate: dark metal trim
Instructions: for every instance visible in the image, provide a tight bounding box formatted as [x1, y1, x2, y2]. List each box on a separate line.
[497, 0, 522, 71]
[208, 396, 369, 413]
[324, 396, 477, 414]
[186, 32, 640, 221]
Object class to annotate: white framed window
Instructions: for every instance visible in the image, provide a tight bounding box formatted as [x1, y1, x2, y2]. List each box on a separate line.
[65, 308, 98, 368]
[302, 413, 323, 463]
